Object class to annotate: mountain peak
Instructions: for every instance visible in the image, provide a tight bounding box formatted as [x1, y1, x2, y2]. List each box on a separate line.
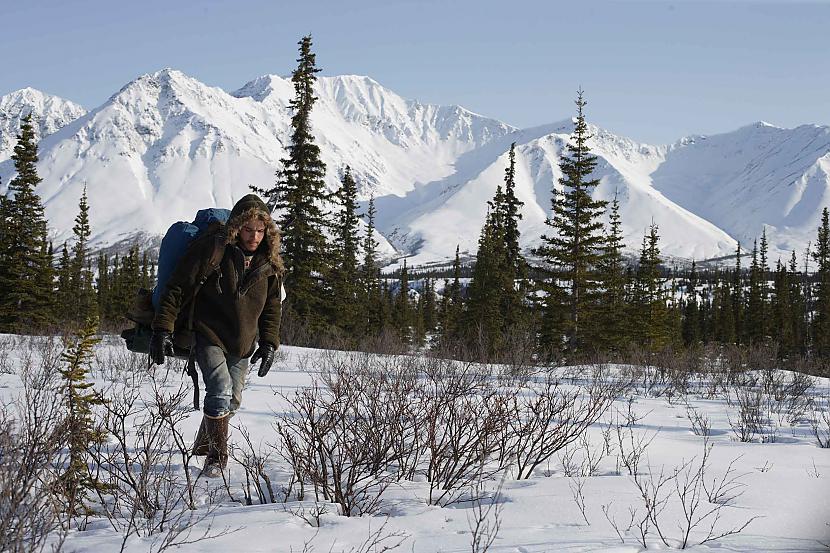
[0, 87, 87, 160]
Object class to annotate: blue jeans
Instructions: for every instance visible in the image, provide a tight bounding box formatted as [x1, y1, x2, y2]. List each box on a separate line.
[195, 334, 250, 418]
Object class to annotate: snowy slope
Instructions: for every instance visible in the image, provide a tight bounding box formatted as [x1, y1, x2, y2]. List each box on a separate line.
[0, 87, 86, 161]
[378, 121, 739, 266]
[2, 338, 828, 552]
[0, 70, 827, 266]
[653, 122, 830, 262]
[0, 69, 511, 255]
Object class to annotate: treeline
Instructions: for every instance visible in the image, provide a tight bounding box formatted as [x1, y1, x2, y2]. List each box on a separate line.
[0, 114, 153, 333]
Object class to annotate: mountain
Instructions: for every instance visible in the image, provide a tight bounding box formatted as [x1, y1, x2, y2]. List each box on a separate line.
[0, 70, 827, 267]
[652, 122, 830, 262]
[376, 121, 739, 266]
[0, 87, 86, 161]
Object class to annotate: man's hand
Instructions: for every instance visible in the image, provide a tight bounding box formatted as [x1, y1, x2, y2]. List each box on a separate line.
[149, 331, 174, 366]
[250, 342, 276, 377]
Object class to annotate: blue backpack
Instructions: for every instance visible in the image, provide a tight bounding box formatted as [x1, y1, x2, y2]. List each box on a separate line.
[123, 207, 231, 409]
[152, 208, 231, 310]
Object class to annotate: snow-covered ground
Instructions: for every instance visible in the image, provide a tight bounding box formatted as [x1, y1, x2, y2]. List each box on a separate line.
[1, 335, 828, 552]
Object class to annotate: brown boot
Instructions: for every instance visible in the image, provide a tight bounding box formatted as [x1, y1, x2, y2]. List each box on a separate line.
[192, 417, 209, 456]
[201, 414, 230, 478]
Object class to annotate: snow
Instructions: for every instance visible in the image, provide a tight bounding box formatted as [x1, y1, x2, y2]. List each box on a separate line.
[2, 335, 828, 552]
[0, 87, 86, 161]
[0, 72, 828, 266]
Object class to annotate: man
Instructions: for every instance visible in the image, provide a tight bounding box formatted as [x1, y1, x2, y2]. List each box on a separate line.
[150, 194, 284, 477]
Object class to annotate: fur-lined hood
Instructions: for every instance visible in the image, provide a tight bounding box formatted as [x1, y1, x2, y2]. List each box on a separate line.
[225, 195, 284, 274]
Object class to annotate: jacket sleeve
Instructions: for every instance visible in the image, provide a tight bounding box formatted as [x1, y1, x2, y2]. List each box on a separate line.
[152, 243, 206, 333]
[258, 274, 282, 349]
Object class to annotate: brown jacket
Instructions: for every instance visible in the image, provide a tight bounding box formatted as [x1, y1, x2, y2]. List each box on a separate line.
[153, 197, 283, 357]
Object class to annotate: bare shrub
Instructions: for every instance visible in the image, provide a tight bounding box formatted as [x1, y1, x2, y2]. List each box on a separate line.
[420, 358, 511, 505]
[628, 440, 759, 549]
[275, 352, 402, 516]
[809, 395, 830, 448]
[685, 403, 711, 437]
[90, 370, 233, 549]
[507, 367, 613, 480]
[230, 422, 277, 505]
[0, 363, 68, 553]
[467, 477, 505, 553]
[727, 387, 763, 442]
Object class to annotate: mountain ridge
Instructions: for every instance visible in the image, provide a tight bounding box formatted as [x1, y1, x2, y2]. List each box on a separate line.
[0, 70, 827, 266]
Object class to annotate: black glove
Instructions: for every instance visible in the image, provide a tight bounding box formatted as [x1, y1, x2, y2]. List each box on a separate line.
[149, 331, 174, 366]
[250, 342, 276, 377]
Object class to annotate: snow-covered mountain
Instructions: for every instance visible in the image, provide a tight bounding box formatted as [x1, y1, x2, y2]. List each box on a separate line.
[652, 122, 830, 262]
[0, 69, 827, 266]
[0, 87, 86, 161]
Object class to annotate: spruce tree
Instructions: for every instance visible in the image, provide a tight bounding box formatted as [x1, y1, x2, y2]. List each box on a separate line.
[812, 208, 830, 356]
[70, 186, 97, 325]
[732, 242, 744, 344]
[631, 223, 671, 351]
[56, 243, 73, 322]
[393, 260, 412, 342]
[496, 143, 529, 334]
[261, 35, 329, 332]
[59, 315, 106, 515]
[533, 90, 607, 353]
[330, 167, 362, 338]
[465, 206, 508, 357]
[788, 251, 807, 354]
[746, 239, 766, 344]
[772, 259, 794, 354]
[594, 195, 628, 350]
[0, 113, 54, 331]
[682, 261, 702, 346]
[712, 273, 736, 344]
[359, 195, 383, 336]
[439, 246, 464, 347]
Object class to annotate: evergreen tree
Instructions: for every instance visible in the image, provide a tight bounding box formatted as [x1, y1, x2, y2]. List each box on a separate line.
[593, 195, 628, 350]
[682, 261, 702, 345]
[772, 259, 794, 354]
[423, 277, 437, 333]
[533, 90, 607, 353]
[69, 186, 97, 325]
[745, 238, 768, 344]
[55, 243, 73, 322]
[0, 113, 54, 331]
[330, 167, 362, 338]
[359, 195, 384, 336]
[59, 315, 106, 515]
[438, 246, 464, 347]
[788, 251, 807, 354]
[260, 35, 329, 332]
[712, 272, 736, 344]
[393, 260, 412, 342]
[496, 142, 529, 334]
[812, 208, 830, 356]
[0, 184, 10, 310]
[465, 206, 509, 357]
[732, 242, 744, 343]
[631, 223, 671, 351]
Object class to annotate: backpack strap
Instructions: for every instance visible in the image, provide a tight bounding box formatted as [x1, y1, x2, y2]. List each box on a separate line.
[183, 227, 227, 410]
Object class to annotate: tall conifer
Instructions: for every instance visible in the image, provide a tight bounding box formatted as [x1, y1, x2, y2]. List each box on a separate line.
[0, 113, 54, 331]
[812, 208, 830, 355]
[533, 90, 607, 353]
[261, 35, 329, 332]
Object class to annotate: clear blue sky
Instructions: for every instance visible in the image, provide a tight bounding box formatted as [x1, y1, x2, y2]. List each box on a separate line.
[1, 0, 827, 144]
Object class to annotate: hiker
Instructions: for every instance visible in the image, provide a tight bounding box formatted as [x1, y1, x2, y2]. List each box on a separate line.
[149, 194, 284, 477]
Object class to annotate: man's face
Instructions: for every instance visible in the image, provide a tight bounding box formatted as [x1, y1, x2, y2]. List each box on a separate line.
[239, 220, 266, 252]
